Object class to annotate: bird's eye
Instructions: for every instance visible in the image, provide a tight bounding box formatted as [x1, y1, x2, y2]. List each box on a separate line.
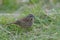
[30, 18, 32, 21]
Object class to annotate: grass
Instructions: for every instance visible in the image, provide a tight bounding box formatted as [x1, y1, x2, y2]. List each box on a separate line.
[0, 0, 60, 40]
[0, 0, 20, 13]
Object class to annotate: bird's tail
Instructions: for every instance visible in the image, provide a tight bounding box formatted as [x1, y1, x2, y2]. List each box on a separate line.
[7, 22, 13, 25]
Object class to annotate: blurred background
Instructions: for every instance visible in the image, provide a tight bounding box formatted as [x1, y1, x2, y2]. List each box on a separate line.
[0, 0, 60, 13]
[0, 0, 60, 40]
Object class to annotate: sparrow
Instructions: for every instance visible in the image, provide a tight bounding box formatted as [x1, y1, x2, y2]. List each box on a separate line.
[7, 14, 34, 28]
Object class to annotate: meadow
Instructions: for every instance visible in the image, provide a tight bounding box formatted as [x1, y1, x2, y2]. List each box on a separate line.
[0, 0, 60, 40]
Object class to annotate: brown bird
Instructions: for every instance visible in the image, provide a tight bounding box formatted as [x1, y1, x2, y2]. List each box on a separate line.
[7, 14, 34, 28]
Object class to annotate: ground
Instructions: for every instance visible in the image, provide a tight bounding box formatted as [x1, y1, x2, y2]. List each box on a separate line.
[0, 1, 60, 40]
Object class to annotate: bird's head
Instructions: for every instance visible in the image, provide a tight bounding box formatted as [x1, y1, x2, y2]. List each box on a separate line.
[26, 14, 34, 22]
